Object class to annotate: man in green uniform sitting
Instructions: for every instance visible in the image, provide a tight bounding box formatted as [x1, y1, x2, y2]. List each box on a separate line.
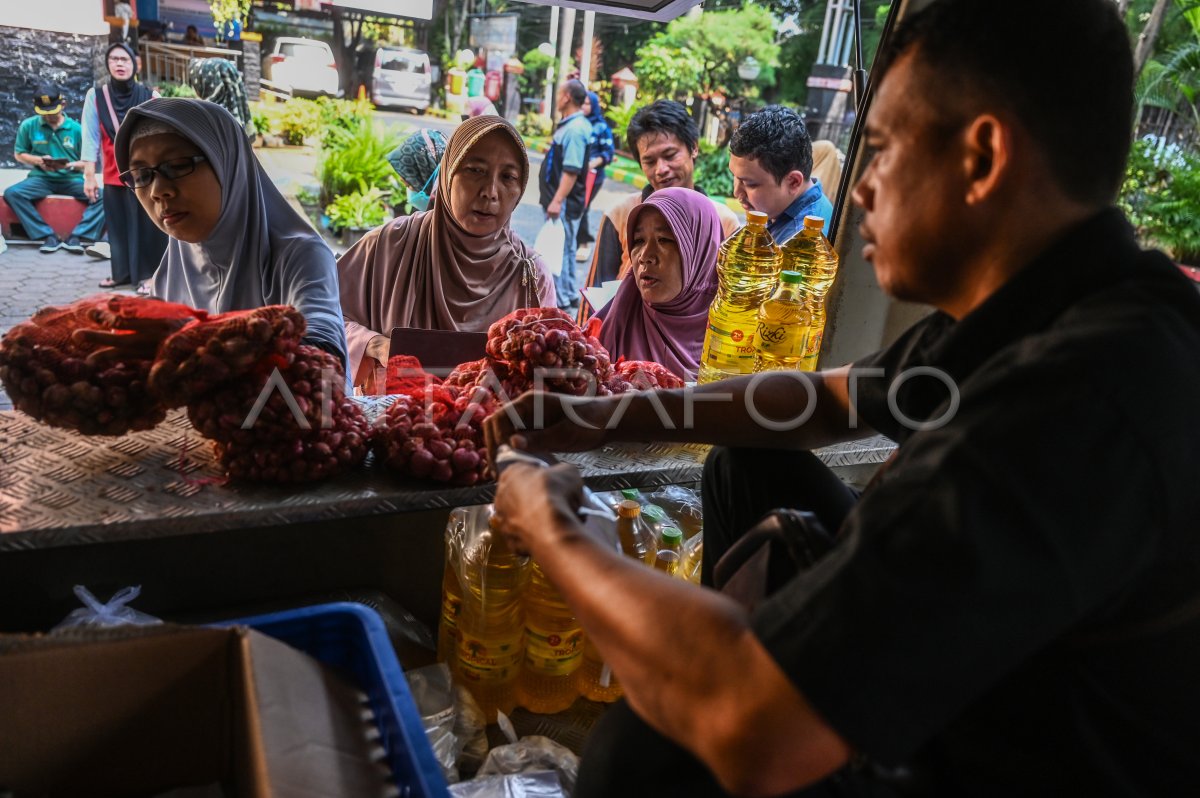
[5, 84, 106, 254]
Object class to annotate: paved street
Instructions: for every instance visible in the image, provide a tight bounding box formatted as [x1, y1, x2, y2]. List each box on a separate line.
[0, 116, 641, 409]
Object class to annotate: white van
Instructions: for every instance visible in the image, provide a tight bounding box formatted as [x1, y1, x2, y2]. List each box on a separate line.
[262, 37, 342, 98]
[371, 47, 431, 112]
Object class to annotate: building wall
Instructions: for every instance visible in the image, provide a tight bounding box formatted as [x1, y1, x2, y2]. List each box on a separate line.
[0, 25, 107, 169]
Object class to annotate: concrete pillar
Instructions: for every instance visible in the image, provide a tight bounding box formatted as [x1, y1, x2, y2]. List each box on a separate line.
[553, 7, 575, 125]
[580, 10, 594, 85]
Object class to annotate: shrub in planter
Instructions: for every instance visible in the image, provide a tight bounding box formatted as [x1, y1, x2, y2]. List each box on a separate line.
[325, 188, 389, 244]
[318, 117, 400, 205]
[157, 82, 198, 98]
[1120, 137, 1200, 264]
[278, 98, 323, 145]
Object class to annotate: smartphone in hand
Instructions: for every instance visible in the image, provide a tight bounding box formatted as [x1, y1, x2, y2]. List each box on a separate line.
[41, 157, 69, 170]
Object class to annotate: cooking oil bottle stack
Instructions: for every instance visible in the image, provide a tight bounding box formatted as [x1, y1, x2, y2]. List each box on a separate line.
[780, 215, 840, 370]
[698, 210, 783, 383]
[574, 499, 658, 703]
[754, 270, 810, 372]
[517, 561, 585, 714]
[456, 510, 529, 723]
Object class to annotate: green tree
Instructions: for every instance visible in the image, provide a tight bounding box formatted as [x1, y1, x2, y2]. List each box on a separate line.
[634, 42, 705, 100]
[636, 6, 780, 101]
[209, 0, 251, 41]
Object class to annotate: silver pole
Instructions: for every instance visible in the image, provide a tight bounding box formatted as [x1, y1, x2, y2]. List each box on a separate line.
[817, 0, 837, 64]
[580, 10, 595, 86]
[544, 5, 559, 122]
[554, 7, 576, 125]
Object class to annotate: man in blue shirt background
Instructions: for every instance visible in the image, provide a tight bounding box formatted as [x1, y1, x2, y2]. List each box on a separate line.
[728, 105, 833, 243]
[538, 79, 592, 312]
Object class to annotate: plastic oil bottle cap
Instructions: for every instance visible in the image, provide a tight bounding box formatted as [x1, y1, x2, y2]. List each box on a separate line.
[746, 210, 769, 226]
[620, 488, 641, 502]
[661, 527, 683, 546]
[617, 499, 642, 518]
[803, 215, 825, 229]
[780, 270, 802, 284]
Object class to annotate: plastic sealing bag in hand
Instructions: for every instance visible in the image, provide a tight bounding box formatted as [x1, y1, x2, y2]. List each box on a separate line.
[51, 585, 162, 631]
[534, 219, 566, 277]
[448, 770, 566, 798]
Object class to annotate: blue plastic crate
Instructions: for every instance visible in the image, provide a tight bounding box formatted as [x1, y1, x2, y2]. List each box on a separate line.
[217, 601, 450, 798]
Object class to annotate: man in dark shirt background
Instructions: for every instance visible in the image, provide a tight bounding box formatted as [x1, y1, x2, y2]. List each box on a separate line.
[486, 0, 1200, 795]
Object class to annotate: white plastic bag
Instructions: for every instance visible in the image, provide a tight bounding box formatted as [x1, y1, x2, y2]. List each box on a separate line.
[534, 219, 566, 277]
[51, 585, 162, 631]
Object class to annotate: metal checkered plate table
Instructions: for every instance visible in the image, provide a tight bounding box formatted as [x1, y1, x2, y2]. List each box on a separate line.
[0, 400, 895, 552]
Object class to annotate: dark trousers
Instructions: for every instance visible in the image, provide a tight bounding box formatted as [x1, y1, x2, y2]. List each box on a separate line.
[3, 175, 106, 242]
[579, 702, 901, 798]
[104, 185, 167, 285]
[700, 447, 859, 587]
[576, 173, 605, 247]
[577, 448, 887, 798]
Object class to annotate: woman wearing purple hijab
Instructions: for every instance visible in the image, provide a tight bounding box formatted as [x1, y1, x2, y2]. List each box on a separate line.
[596, 187, 721, 380]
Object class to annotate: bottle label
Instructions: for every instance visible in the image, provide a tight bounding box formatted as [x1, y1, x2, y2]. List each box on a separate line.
[523, 622, 584, 675]
[440, 593, 462, 633]
[458, 627, 524, 683]
[756, 321, 805, 358]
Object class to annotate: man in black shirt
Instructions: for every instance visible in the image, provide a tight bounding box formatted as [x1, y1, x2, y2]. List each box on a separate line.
[484, 0, 1200, 794]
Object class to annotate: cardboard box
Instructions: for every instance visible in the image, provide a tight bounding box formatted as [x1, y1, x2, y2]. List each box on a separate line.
[0, 624, 394, 797]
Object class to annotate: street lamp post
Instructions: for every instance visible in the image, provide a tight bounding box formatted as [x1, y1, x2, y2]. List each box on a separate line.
[737, 56, 761, 82]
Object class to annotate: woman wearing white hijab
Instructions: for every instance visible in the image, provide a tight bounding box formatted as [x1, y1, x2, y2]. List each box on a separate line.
[114, 98, 348, 367]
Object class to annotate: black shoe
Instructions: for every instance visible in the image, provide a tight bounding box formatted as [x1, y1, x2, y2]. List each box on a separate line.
[61, 236, 84, 254]
[39, 235, 62, 253]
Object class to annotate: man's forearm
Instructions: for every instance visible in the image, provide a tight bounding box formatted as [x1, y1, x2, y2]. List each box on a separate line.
[575, 366, 868, 451]
[15, 153, 42, 169]
[553, 171, 579, 204]
[529, 513, 849, 793]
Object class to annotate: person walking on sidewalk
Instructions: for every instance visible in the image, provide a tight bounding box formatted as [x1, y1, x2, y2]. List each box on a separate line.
[4, 84, 106, 254]
[575, 90, 614, 265]
[538, 79, 592, 313]
[82, 42, 167, 293]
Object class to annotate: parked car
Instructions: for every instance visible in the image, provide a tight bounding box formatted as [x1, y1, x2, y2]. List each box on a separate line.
[371, 47, 430, 113]
[262, 37, 342, 98]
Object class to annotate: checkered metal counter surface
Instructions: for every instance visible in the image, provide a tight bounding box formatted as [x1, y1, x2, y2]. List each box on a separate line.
[0, 400, 895, 551]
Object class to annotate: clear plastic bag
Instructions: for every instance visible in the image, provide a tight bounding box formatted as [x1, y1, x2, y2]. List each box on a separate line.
[447, 770, 566, 798]
[51, 585, 162, 631]
[477, 735, 579, 796]
[645, 484, 704, 542]
[407, 663, 462, 783]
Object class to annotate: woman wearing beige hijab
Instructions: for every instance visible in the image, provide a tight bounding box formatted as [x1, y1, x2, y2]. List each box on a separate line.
[337, 115, 556, 386]
[809, 140, 844, 204]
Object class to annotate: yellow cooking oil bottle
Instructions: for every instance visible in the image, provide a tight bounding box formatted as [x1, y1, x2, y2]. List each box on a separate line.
[780, 215, 840, 370]
[517, 562, 584, 713]
[436, 542, 464, 671]
[698, 210, 783, 383]
[456, 510, 529, 723]
[653, 526, 684, 576]
[575, 498, 657, 702]
[754, 270, 811, 372]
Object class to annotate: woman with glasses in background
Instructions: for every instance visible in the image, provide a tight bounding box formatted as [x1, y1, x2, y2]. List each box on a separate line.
[113, 98, 348, 368]
[81, 42, 167, 295]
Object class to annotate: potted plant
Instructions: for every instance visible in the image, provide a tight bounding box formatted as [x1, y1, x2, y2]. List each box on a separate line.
[325, 188, 389, 248]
